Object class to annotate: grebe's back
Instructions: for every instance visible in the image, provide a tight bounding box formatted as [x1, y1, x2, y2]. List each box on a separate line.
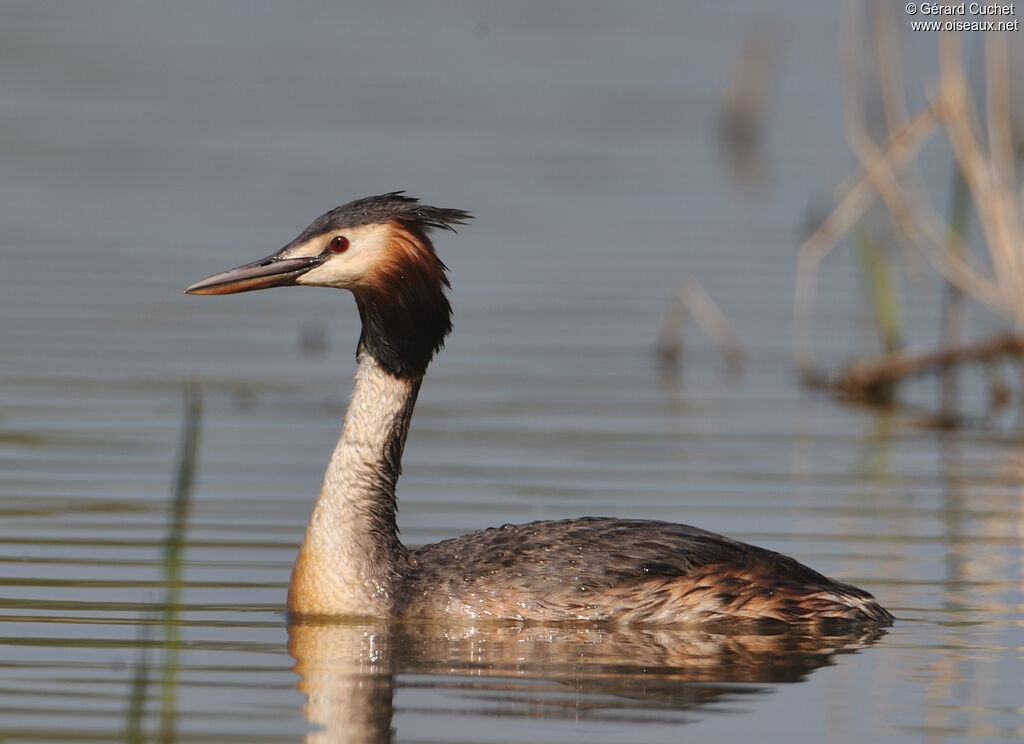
[185, 193, 892, 626]
[399, 517, 890, 624]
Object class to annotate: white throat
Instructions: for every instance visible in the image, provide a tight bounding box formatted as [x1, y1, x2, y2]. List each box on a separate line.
[288, 352, 419, 616]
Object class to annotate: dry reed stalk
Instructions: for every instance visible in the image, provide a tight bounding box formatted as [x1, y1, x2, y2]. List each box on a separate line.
[657, 280, 745, 374]
[794, 1, 1024, 405]
[813, 332, 1024, 400]
[793, 104, 937, 373]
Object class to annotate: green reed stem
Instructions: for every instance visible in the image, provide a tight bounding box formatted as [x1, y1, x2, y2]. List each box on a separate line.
[940, 165, 970, 415]
[159, 381, 202, 743]
[124, 620, 151, 744]
[853, 225, 904, 355]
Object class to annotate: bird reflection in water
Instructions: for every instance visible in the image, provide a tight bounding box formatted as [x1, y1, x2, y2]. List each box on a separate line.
[288, 619, 887, 743]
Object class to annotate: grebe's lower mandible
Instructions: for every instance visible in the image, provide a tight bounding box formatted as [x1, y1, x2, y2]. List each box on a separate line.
[185, 193, 892, 625]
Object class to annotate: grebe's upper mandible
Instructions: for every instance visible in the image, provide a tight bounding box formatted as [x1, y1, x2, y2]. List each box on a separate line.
[185, 192, 892, 626]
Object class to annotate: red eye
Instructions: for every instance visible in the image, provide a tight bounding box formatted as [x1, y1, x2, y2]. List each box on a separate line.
[329, 235, 349, 253]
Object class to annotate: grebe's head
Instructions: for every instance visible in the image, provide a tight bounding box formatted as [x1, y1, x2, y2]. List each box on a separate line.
[185, 192, 471, 378]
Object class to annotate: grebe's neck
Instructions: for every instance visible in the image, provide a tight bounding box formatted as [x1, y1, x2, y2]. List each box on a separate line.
[288, 351, 420, 617]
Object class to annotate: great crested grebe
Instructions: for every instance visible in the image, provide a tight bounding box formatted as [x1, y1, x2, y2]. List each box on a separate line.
[185, 193, 892, 625]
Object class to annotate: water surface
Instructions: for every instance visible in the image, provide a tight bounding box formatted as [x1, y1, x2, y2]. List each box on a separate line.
[1, 2, 1022, 742]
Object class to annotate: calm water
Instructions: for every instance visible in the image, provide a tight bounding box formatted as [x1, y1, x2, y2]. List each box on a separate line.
[2, 2, 1023, 742]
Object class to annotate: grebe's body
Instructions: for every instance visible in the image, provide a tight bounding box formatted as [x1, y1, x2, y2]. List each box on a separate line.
[401, 518, 888, 624]
[186, 193, 892, 626]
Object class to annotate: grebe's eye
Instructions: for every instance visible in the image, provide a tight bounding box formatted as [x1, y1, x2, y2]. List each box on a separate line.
[328, 235, 349, 254]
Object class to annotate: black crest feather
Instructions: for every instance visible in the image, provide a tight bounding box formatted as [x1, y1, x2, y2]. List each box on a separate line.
[296, 192, 471, 244]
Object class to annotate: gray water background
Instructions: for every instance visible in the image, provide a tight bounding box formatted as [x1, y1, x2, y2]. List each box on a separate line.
[2, 2, 1022, 742]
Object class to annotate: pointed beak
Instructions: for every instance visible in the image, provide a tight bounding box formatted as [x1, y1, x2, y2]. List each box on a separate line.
[183, 251, 325, 295]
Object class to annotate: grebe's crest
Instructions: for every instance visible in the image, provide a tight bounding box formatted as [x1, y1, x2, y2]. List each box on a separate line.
[294, 191, 471, 241]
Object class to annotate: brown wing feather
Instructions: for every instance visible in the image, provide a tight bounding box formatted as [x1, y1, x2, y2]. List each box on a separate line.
[395, 517, 891, 625]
